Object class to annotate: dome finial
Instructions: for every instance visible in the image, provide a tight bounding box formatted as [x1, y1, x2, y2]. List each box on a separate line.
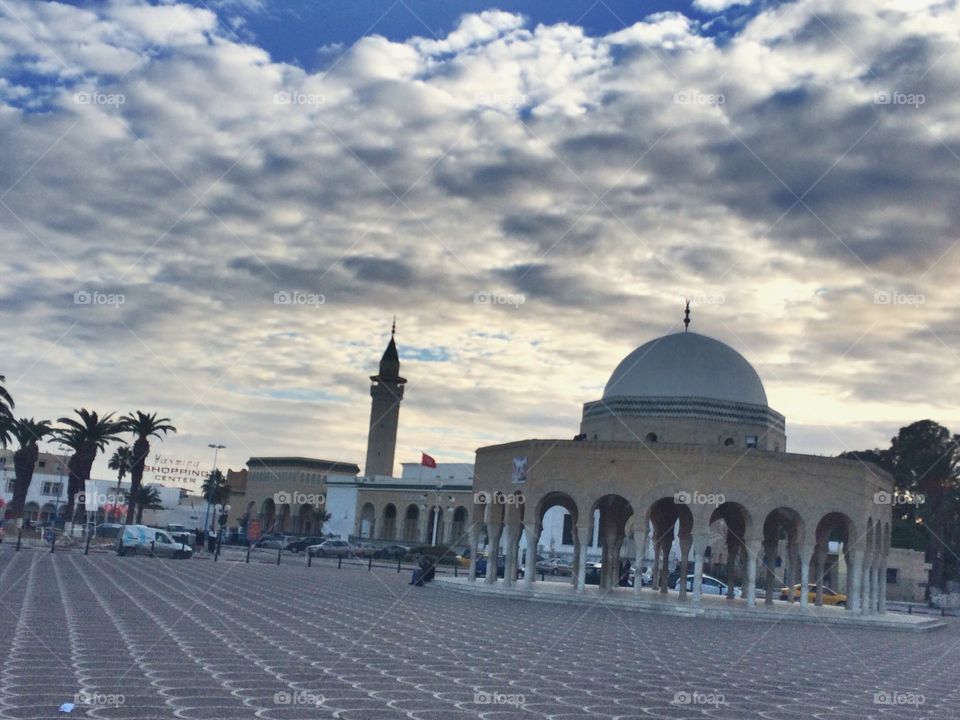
[391, 315, 396, 338]
[683, 299, 690, 332]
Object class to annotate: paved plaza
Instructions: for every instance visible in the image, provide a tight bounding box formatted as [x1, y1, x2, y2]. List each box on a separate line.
[0, 547, 957, 720]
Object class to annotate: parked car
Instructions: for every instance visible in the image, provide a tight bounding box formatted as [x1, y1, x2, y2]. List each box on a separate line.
[474, 554, 524, 579]
[307, 539, 357, 558]
[355, 542, 379, 558]
[779, 583, 847, 606]
[95, 523, 124, 539]
[372, 544, 410, 560]
[674, 573, 742, 598]
[255, 534, 297, 550]
[117, 525, 193, 559]
[536, 557, 573, 576]
[407, 544, 464, 566]
[286, 536, 327, 553]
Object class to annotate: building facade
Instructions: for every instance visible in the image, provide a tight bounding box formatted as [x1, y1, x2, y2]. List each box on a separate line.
[469, 323, 896, 616]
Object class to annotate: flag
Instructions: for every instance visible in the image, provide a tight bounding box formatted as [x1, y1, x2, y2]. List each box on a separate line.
[421, 452, 437, 468]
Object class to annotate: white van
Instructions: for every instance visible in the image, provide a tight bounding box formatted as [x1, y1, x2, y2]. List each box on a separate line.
[118, 525, 193, 559]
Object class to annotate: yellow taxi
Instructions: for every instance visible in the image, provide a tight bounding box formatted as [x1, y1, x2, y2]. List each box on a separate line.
[779, 583, 847, 606]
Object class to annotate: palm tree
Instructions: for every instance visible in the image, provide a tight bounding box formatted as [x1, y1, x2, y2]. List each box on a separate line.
[0, 375, 14, 447]
[6, 418, 55, 521]
[312, 508, 333, 535]
[201, 469, 230, 506]
[57, 409, 126, 522]
[120, 412, 176, 525]
[107, 446, 133, 520]
[132, 484, 164, 523]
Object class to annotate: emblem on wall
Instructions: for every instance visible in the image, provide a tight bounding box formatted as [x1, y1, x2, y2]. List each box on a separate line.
[512, 456, 528, 485]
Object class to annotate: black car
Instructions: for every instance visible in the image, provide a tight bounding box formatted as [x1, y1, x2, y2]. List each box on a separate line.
[372, 544, 410, 560]
[286, 536, 327, 553]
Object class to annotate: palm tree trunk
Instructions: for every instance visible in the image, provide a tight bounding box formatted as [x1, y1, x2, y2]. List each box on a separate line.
[8, 444, 38, 521]
[125, 437, 150, 525]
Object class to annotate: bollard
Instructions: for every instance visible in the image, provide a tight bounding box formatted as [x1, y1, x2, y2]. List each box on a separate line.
[85, 532, 91, 556]
[397, 556, 402, 573]
[908, 605, 913, 615]
[541, 571, 545, 581]
[246, 544, 251, 563]
[368, 555, 372, 571]
[454, 563, 458, 578]
[942, 607, 946, 617]
[276, 546, 282, 565]
[149, 540, 155, 558]
[50, 533, 56, 554]
[307, 551, 312, 568]
[16, 531, 21, 551]
[338, 556, 342, 569]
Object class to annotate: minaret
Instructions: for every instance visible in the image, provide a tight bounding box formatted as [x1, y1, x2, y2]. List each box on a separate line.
[364, 320, 406, 477]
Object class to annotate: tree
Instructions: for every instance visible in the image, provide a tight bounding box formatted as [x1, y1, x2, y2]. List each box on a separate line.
[0, 375, 14, 448]
[6, 418, 55, 521]
[887, 421, 960, 592]
[201, 469, 230, 506]
[0, 374, 13, 423]
[57, 409, 126, 522]
[120, 412, 176, 525]
[312, 508, 332, 535]
[107, 446, 133, 521]
[132, 485, 164, 524]
[842, 420, 960, 591]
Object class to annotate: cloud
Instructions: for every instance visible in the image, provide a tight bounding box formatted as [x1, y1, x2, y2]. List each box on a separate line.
[1, 0, 959, 479]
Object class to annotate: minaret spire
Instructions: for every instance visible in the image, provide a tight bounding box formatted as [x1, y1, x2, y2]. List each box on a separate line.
[391, 315, 396, 338]
[683, 300, 690, 332]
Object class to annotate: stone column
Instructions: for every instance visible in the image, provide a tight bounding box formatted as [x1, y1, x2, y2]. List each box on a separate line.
[799, 544, 813, 608]
[745, 540, 761, 607]
[522, 523, 539, 589]
[417, 510, 430, 545]
[659, 538, 672, 595]
[677, 534, 692, 600]
[442, 510, 454, 545]
[467, 523, 480, 583]
[814, 547, 825, 607]
[634, 525, 647, 596]
[691, 534, 709, 602]
[575, 525, 589, 593]
[847, 549, 863, 613]
[878, 552, 888, 614]
[763, 540, 777, 607]
[485, 522, 503, 585]
[869, 562, 880, 615]
[502, 524, 518, 587]
[860, 548, 873, 615]
[651, 544, 661, 592]
[724, 540, 740, 599]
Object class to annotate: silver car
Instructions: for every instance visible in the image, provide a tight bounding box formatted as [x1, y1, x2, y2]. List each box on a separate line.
[306, 539, 356, 558]
[118, 525, 193, 559]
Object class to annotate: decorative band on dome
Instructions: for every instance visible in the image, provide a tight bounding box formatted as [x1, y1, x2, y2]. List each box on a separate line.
[583, 395, 785, 432]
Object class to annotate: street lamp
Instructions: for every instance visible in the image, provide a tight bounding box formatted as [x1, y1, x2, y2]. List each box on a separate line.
[202, 444, 225, 542]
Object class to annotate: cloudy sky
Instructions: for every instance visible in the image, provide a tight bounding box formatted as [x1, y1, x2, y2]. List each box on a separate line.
[1, 0, 958, 482]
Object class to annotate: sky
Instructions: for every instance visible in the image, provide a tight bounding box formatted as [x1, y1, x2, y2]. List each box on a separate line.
[1, 0, 959, 483]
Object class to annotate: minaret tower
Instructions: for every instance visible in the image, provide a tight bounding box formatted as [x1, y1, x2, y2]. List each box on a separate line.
[364, 319, 406, 477]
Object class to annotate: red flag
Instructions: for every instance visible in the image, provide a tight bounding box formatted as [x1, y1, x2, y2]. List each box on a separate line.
[421, 452, 437, 468]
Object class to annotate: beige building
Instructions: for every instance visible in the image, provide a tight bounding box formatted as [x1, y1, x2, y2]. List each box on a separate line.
[242, 457, 359, 537]
[469, 319, 896, 615]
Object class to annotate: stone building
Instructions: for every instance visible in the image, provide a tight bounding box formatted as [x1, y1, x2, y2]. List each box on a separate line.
[469, 317, 896, 615]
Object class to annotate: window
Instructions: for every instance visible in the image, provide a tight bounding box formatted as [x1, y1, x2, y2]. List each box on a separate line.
[645, 432, 658, 443]
[41, 482, 63, 496]
[5, 479, 14, 493]
[745, 436, 758, 448]
[38, 460, 46, 468]
[724, 437, 734, 446]
[886, 568, 898, 584]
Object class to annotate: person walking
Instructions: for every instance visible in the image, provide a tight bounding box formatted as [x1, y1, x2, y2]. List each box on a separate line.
[207, 524, 217, 554]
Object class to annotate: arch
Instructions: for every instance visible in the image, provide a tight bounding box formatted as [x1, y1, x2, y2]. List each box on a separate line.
[724, 437, 735, 446]
[709, 501, 751, 598]
[278, 503, 291, 533]
[381, 503, 397, 540]
[590, 494, 634, 590]
[23, 502, 40, 522]
[533, 491, 580, 588]
[761, 506, 805, 606]
[39, 503, 56, 522]
[359, 502, 376, 539]
[296, 504, 313, 535]
[451, 506, 468, 542]
[261, 498, 276, 532]
[645, 432, 658, 443]
[402, 504, 420, 543]
[647, 496, 695, 597]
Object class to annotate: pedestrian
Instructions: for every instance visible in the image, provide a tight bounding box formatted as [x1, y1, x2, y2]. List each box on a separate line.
[207, 525, 217, 554]
[194, 527, 203, 551]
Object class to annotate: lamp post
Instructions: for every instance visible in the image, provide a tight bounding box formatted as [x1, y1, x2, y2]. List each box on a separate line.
[202, 444, 225, 542]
